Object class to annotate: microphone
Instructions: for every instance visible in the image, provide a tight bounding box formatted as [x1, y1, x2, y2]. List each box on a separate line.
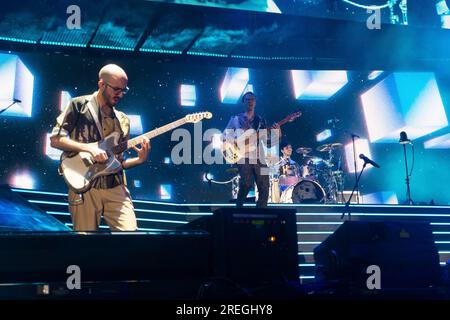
[13, 98, 22, 103]
[351, 133, 360, 139]
[359, 154, 380, 168]
[399, 131, 412, 145]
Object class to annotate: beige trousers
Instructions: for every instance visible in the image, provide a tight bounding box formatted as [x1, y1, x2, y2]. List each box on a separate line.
[68, 185, 137, 231]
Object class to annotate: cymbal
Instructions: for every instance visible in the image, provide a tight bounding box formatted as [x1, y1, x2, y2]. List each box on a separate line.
[317, 143, 343, 152]
[296, 147, 312, 154]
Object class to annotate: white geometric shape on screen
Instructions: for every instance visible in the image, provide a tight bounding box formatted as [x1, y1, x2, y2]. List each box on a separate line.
[133, 180, 142, 188]
[9, 170, 35, 189]
[212, 133, 223, 150]
[160, 184, 172, 200]
[291, 70, 348, 100]
[60, 91, 72, 111]
[363, 191, 399, 204]
[180, 84, 196, 107]
[220, 67, 249, 104]
[45, 133, 63, 161]
[368, 70, 384, 80]
[344, 138, 372, 174]
[266, 0, 281, 13]
[361, 72, 448, 143]
[316, 129, 332, 142]
[423, 133, 450, 149]
[128, 115, 143, 136]
[0, 53, 34, 117]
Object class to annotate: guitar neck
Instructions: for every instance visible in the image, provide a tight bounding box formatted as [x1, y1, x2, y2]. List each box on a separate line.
[274, 117, 291, 128]
[112, 118, 187, 154]
[273, 112, 300, 128]
[127, 118, 186, 150]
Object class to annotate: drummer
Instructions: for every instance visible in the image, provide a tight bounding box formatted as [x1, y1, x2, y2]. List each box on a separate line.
[278, 141, 302, 192]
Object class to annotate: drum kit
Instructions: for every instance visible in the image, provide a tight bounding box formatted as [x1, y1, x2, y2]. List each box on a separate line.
[269, 142, 345, 204]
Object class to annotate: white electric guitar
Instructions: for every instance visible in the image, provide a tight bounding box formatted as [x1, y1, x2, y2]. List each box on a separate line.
[221, 111, 301, 164]
[60, 112, 212, 193]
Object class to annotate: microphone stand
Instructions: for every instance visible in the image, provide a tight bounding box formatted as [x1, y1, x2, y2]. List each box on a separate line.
[351, 134, 360, 204]
[341, 162, 367, 220]
[0, 101, 18, 115]
[402, 143, 413, 205]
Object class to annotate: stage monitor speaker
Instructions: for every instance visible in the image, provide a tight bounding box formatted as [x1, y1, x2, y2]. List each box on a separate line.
[314, 221, 442, 288]
[210, 207, 299, 285]
[0, 231, 210, 283]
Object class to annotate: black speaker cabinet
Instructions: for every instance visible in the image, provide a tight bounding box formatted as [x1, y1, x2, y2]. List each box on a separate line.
[211, 207, 298, 285]
[314, 221, 442, 288]
[0, 231, 210, 283]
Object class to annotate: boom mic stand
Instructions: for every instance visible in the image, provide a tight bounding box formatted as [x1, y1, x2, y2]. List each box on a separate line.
[0, 101, 19, 115]
[351, 134, 360, 204]
[341, 162, 367, 220]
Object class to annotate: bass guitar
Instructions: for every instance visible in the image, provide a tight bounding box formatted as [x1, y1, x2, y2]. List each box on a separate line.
[221, 111, 301, 164]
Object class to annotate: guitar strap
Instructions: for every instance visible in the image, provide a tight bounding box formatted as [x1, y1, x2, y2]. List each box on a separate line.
[112, 109, 127, 137]
[86, 93, 104, 140]
[252, 115, 261, 130]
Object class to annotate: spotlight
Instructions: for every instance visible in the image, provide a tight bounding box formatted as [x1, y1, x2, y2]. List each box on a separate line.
[203, 172, 214, 182]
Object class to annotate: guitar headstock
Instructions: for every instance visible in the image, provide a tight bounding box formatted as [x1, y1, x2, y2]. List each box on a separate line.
[185, 112, 213, 123]
[287, 111, 302, 122]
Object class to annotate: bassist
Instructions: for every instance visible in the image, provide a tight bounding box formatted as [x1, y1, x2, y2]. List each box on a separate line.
[223, 92, 281, 208]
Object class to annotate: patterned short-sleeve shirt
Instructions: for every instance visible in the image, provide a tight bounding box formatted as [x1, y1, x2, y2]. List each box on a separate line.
[51, 91, 130, 189]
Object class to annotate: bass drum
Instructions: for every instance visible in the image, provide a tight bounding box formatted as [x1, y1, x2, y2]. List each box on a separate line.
[279, 179, 326, 204]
